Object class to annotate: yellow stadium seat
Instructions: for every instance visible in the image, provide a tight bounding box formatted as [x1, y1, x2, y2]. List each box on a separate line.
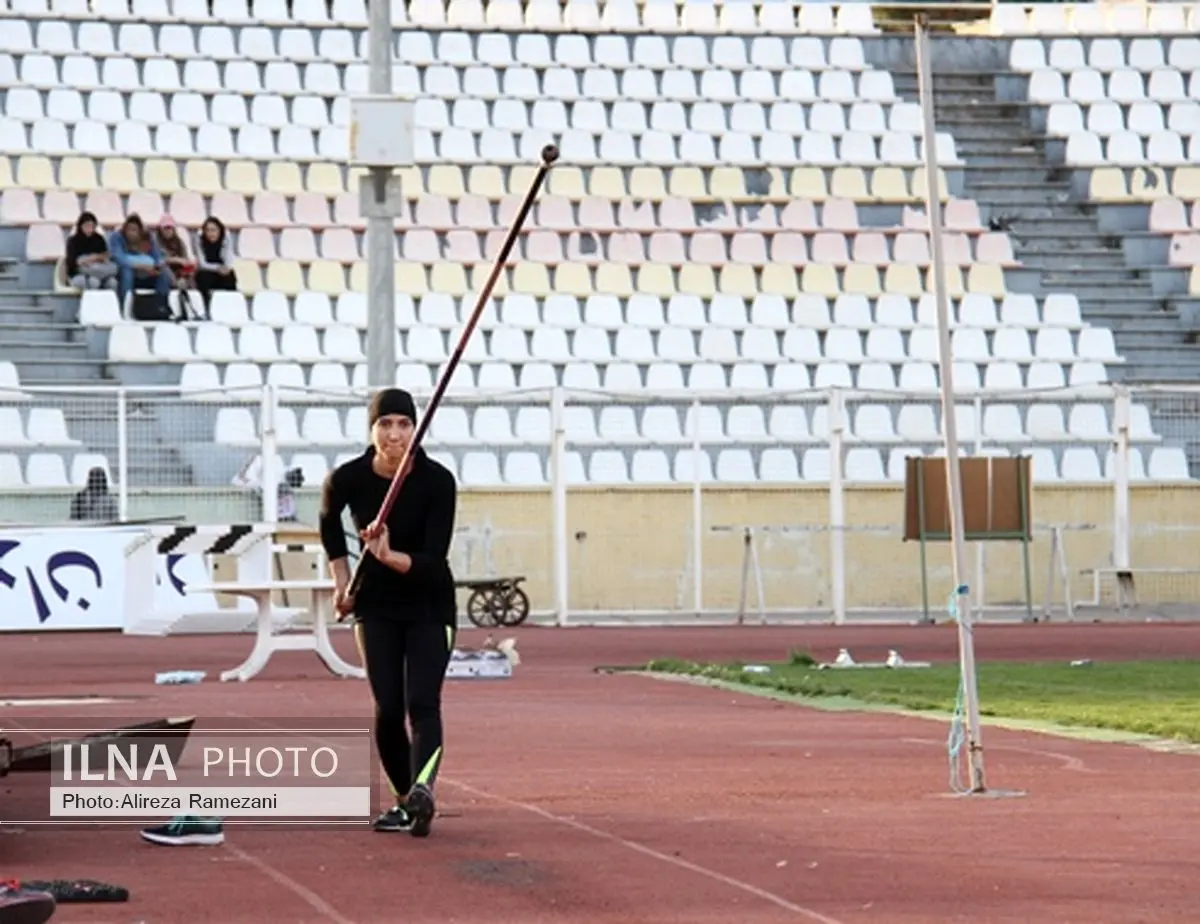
[930, 265, 965, 297]
[58, 157, 97, 193]
[760, 264, 800, 297]
[1173, 167, 1200, 201]
[16, 156, 55, 192]
[508, 164, 536, 195]
[765, 168, 788, 199]
[101, 158, 140, 194]
[829, 167, 869, 201]
[467, 165, 505, 199]
[596, 263, 635, 296]
[265, 260, 304, 295]
[0, 157, 13, 190]
[633, 263, 674, 297]
[671, 167, 710, 198]
[1129, 166, 1168, 200]
[677, 265, 715, 298]
[1088, 167, 1127, 202]
[396, 166, 422, 194]
[911, 168, 949, 202]
[790, 167, 828, 201]
[395, 262, 428, 295]
[177, 160, 216, 195]
[553, 263, 592, 297]
[1191, 266, 1200, 296]
[871, 167, 909, 202]
[629, 167, 666, 201]
[843, 263, 881, 296]
[469, 263, 507, 297]
[717, 264, 757, 297]
[967, 264, 1006, 297]
[265, 162, 303, 195]
[883, 263, 923, 297]
[307, 260, 346, 296]
[306, 163, 344, 195]
[224, 160, 262, 195]
[548, 166, 585, 199]
[234, 259, 263, 294]
[801, 264, 840, 297]
[348, 261, 367, 292]
[512, 263, 551, 296]
[588, 166, 626, 198]
[427, 164, 464, 197]
[429, 262, 468, 295]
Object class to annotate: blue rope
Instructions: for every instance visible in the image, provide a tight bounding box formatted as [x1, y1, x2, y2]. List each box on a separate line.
[945, 584, 971, 794]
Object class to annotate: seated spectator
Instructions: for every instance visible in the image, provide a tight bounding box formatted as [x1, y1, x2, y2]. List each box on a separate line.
[65, 211, 118, 292]
[155, 215, 200, 319]
[193, 217, 238, 319]
[70, 466, 120, 522]
[108, 214, 175, 320]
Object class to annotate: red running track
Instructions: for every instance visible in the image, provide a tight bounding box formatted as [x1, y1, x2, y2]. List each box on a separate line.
[2, 623, 1200, 924]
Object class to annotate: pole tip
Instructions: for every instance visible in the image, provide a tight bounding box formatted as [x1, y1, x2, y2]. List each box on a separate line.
[540, 144, 560, 166]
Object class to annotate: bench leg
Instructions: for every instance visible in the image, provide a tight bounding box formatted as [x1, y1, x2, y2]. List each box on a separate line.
[313, 596, 366, 680]
[220, 595, 275, 683]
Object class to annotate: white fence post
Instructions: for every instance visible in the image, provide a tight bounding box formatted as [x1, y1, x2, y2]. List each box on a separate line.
[550, 386, 568, 626]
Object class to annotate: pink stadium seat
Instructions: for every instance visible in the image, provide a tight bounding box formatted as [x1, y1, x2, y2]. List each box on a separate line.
[1, 189, 40, 225]
[822, 198, 859, 230]
[579, 196, 616, 231]
[208, 191, 247, 227]
[976, 232, 1016, 265]
[608, 231, 648, 263]
[293, 192, 332, 228]
[525, 229, 564, 263]
[403, 228, 441, 262]
[236, 225, 277, 261]
[811, 231, 849, 264]
[660, 198, 698, 231]
[251, 192, 291, 227]
[43, 190, 80, 225]
[617, 199, 657, 231]
[1192, 203, 1200, 230]
[83, 190, 123, 227]
[944, 199, 982, 230]
[333, 193, 365, 229]
[779, 200, 819, 231]
[730, 231, 769, 264]
[1148, 198, 1189, 233]
[769, 231, 808, 264]
[564, 231, 599, 264]
[535, 195, 574, 230]
[455, 195, 493, 230]
[416, 194, 453, 228]
[279, 227, 318, 261]
[319, 228, 359, 262]
[893, 230, 930, 264]
[688, 231, 726, 265]
[649, 231, 687, 264]
[128, 191, 166, 225]
[25, 222, 64, 260]
[944, 232, 972, 265]
[852, 231, 889, 265]
[495, 195, 524, 229]
[444, 229, 481, 263]
[1168, 233, 1200, 266]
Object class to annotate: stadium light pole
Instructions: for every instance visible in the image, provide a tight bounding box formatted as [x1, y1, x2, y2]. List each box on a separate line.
[915, 14, 987, 793]
[364, 0, 397, 389]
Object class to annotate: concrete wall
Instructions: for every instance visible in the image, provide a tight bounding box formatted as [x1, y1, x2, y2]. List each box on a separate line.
[6, 483, 1198, 614]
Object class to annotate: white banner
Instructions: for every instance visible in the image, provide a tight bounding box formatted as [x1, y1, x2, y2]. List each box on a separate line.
[0, 527, 225, 632]
[48, 786, 370, 818]
[0, 527, 138, 631]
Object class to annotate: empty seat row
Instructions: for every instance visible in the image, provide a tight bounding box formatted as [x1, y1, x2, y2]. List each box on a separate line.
[82, 290, 1086, 335]
[1028, 68, 1200, 106]
[0, 407, 79, 446]
[106, 319, 1120, 366]
[1149, 198, 1200, 232]
[1012, 38, 1200, 73]
[254, 443, 1197, 489]
[175, 356, 1112, 399]
[1088, 165, 1200, 202]
[1044, 101, 1200, 137]
[0, 451, 113, 489]
[989, 3, 1199, 35]
[1063, 129, 1200, 167]
[211, 400, 1162, 450]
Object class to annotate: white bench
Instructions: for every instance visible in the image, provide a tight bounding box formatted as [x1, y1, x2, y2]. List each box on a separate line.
[190, 579, 366, 683]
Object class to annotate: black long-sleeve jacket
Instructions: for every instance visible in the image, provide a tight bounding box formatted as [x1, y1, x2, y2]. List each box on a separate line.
[318, 446, 457, 623]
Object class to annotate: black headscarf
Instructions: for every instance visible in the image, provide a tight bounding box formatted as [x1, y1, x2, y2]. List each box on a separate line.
[368, 388, 418, 428]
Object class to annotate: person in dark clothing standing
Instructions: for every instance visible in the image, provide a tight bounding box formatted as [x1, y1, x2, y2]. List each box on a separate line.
[70, 466, 119, 521]
[318, 387, 458, 837]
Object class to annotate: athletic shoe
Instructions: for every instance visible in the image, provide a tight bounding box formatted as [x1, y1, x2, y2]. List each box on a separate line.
[0, 880, 56, 924]
[139, 816, 224, 847]
[371, 806, 413, 833]
[405, 784, 435, 838]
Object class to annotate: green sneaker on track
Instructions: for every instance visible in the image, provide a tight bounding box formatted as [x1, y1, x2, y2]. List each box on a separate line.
[139, 816, 224, 847]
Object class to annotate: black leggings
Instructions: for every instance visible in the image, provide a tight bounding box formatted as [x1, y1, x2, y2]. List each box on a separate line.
[355, 617, 454, 800]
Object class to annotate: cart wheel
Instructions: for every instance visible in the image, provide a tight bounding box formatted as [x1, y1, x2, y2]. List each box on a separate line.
[499, 585, 530, 627]
[466, 588, 501, 628]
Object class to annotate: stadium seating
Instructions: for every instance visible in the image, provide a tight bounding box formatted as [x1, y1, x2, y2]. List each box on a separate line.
[0, 0, 1196, 491]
